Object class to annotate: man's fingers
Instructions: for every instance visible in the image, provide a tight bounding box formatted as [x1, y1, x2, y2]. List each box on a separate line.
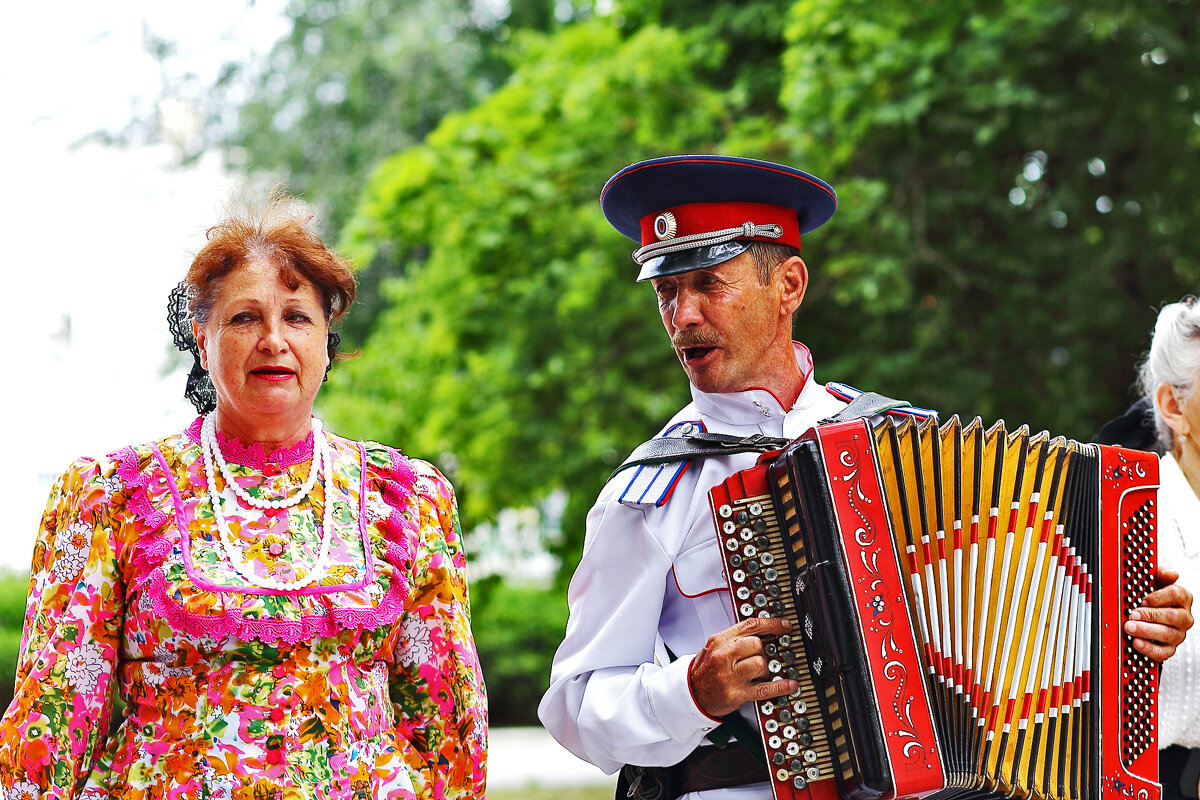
[735, 616, 793, 637]
[1129, 635, 1177, 663]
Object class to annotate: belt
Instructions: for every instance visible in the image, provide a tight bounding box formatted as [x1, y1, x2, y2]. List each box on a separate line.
[618, 743, 768, 799]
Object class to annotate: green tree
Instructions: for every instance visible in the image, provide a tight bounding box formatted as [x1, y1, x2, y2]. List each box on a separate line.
[321, 0, 1200, 578]
[322, 19, 734, 570]
[776, 0, 1200, 433]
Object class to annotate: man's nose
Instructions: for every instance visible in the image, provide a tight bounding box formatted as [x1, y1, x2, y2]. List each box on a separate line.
[669, 287, 703, 329]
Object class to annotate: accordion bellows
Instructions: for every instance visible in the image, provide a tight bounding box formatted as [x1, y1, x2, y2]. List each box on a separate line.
[708, 415, 1159, 800]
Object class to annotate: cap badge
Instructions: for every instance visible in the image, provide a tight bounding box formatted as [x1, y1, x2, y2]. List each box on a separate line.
[653, 212, 678, 241]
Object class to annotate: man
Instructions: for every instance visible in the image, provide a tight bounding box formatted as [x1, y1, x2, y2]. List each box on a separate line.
[538, 155, 1193, 799]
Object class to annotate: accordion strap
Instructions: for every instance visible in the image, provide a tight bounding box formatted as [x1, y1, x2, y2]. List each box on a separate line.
[611, 390, 911, 481]
[821, 390, 912, 424]
[609, 432, 789, 480]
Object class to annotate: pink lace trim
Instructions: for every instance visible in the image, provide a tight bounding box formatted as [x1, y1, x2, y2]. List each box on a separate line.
[121, 433, 421, 646]
[183, 416, 315, 467]
[115, 446, 168, 530]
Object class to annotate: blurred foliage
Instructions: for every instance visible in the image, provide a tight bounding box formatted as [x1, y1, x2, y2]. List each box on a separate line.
[317, 0, 1200, 578]
[0, 572, 29, 716]
[470, 579, 568, 726]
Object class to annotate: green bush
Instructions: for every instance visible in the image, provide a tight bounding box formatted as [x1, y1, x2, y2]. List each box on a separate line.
[0, 572, 29, 715]
[470, 578, 567, 727]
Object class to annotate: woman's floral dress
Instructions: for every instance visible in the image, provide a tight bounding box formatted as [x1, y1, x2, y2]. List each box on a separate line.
[0, 419, 487, 799]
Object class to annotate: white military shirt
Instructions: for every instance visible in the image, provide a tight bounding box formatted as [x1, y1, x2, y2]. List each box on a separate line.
[538, 343, 848, 800]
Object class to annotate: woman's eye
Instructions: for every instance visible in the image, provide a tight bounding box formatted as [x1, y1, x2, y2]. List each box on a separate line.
[287, 312, 313, 324]
[231, 312, 255, 324]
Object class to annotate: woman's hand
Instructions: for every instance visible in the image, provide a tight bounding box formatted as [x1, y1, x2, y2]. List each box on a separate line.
[1124, 566, 1194, 662]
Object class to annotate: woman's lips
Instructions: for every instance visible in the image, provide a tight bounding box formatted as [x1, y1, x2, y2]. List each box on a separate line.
[250, 367, 295, 381]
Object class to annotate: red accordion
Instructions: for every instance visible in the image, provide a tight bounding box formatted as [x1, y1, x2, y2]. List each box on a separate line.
[708, 415, 1159, 800]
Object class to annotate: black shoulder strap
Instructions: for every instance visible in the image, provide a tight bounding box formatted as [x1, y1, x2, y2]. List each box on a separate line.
[609, 432, 789, 480]
[611, 390, 911, 481]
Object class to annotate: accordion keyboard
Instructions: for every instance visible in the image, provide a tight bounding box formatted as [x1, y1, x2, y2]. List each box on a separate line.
[715, 488, 841, 797]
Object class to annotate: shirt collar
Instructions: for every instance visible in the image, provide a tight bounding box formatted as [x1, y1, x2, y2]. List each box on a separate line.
[688, 341, 816, 426]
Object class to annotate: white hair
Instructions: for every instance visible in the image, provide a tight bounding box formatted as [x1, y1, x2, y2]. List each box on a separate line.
[1139, 297, 1200, 451]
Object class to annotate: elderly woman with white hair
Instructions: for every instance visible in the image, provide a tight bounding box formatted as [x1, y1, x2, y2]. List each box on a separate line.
[1138, 295, 1200, 800]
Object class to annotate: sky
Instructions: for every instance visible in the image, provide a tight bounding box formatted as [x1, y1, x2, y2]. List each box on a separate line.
[0, 1, 290, 570]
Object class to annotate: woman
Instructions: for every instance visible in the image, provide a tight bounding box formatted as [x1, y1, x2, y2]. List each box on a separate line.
[0, 195, 487, 799]
[1139, 296, 1200, 800]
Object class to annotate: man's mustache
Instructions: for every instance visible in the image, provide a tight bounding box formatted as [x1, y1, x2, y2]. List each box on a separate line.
[672, 330, 721, 349]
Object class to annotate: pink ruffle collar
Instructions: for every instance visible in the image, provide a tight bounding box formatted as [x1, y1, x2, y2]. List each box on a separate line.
[184, 416, 315, 467]
[116, 432, 422, 646]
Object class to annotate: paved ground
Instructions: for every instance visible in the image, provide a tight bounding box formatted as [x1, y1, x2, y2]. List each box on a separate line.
[489, 726, 617, 790]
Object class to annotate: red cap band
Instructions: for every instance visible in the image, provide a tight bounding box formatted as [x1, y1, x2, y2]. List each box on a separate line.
[638, 202, 802, 250]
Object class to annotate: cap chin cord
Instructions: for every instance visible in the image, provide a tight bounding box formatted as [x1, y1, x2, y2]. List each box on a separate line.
[633, 221, 783, 264]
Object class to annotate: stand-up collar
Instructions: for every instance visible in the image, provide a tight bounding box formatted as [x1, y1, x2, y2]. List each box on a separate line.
[689, 342, 818, 426]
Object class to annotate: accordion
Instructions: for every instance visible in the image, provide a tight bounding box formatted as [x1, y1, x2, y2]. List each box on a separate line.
[707, 414, 1159, 800]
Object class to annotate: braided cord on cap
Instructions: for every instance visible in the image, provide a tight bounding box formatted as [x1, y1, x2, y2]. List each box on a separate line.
[633, 221, 783, 265]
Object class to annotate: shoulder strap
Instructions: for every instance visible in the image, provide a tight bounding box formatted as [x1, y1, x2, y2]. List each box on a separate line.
[820, 390, 911, 425]
[609, 432, 789, 481]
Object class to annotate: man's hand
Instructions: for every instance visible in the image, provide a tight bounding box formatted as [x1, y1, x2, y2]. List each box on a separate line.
[1124, 566, 1194, 662]
[688, 617, 798, 718]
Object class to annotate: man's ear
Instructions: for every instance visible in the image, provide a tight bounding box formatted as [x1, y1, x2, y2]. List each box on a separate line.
[778, 256, 808, 317]
[193, 320, 209, 371]
[1156, 382, 1190, 440]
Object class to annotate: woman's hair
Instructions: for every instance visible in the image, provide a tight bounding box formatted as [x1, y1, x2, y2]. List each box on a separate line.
[1138, 296, 1200, 451]
[186, 189, 356, 327]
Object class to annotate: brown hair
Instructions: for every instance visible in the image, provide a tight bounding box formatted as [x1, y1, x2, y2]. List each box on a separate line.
[186, 189, 356, 327]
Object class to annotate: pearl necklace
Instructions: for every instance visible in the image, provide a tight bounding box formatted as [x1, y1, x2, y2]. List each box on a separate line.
[205, 415, 326, 509]
[199, 415, 335, 591]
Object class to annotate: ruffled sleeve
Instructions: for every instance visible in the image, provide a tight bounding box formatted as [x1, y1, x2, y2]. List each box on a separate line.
[374, 450, 487, 799]
[0, 455, 126, 799]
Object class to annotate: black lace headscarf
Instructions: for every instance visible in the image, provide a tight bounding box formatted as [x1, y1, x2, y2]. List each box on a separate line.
[167, 281, 342, 415]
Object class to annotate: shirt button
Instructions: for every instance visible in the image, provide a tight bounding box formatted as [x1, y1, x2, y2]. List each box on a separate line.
[270, 707, 284, 722]
[272, 665, 287, 678]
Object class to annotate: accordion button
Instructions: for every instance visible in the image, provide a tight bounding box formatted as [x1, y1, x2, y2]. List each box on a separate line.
[772, 752, 785, 766]
[790, 758, 804, 772]
[769, 660, 782, 673]
[755, 594, 768, 608]
[762, 701, 776, 714]
[778, 709, 793, 723]
[794, 700, 807, 713]
[725, 538, 739, 551]
[741, 528, 754, 541]
[764, 568, 778, 581]
[733, 570, 746, 582]
[779, 635, 792, 647]
[749, 503, 763, 515]
[754, 518, 768, 532]
[741, 603, 755, 616]
[793, 777, 808, 790]
[804, 750, 818, 763]
[796, 717, 809, 731]
[800, 733, 813, 746]
[744, 544, 758, 558]
[770, 736, 783, 749]
[787, 742, 801, 756]
[746, 561, 760, 574]
[765, 644, 778, 657]
[783, 725, 797, 739]
[736, 511, 750, 524]
[751, 576, 765, 589]
[777, 769, 791, 782]
[737, 587, 750, 600]
[765, 719, 779, 732]
[789, 667, 801, 680]
[729, 554, 744, 567]
[719, 504, 732, 518]
[723, 521, 736, 535]
[761, 552, 774, 566]
[782, 651, 795, 665]
[807, 767, 820, 780]
[768, 585, 781, 597]
[757, 535, 771, 547]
